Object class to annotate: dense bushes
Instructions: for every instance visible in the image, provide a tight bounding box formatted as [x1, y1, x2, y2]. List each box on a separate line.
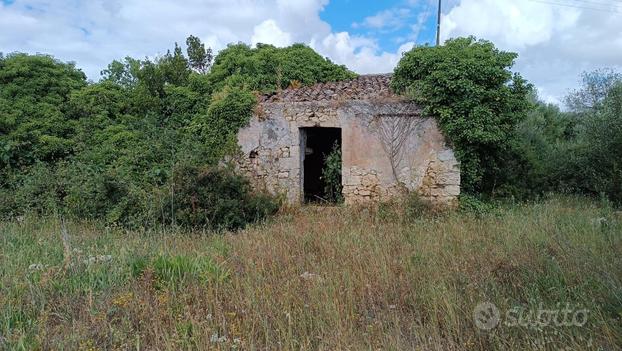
[579, 83, 622, 203]
[208, 43, 355, 93]
[392, 37, 532, 194]
[514, 72, 622, 204]
[0, 39, 354, 228]
[165, 165, 278, 230]
[192, 85, 258, 162]
[394, 38, 621, 206]
[0, 54, 87, 170]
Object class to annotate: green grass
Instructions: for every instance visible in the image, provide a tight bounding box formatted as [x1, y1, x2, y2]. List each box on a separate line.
[0, 196, 621, 350]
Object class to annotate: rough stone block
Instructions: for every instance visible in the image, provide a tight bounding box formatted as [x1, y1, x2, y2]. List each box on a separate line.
[361, 174, 377, 186]
[436, 172, 460, 185]
[438, 149, 455, 162]
[358, 189, 371, 196]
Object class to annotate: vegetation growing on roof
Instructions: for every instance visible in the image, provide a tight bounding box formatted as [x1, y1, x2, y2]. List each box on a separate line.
[208, 43, 356, 93]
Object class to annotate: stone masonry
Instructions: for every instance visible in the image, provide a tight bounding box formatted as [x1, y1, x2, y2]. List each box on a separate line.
[237, 74, 460, 206]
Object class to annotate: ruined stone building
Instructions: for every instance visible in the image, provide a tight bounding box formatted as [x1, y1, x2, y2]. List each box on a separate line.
[237, 74, 460, 205]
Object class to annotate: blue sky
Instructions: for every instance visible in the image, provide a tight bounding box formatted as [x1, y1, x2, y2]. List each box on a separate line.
[321, 0, 438, 52]
[1, 0, 621, 104]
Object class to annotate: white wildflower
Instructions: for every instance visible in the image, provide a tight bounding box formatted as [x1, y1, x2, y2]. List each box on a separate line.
[83, 255, 113, 265]
[28, 263, 46, 271]
[300, 272, 322, 281]
[210, 333, 227, 343]
[591, 217, 608, 227]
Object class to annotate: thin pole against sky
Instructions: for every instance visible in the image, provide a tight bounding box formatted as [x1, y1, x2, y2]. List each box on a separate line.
[436, 0, 442, 46]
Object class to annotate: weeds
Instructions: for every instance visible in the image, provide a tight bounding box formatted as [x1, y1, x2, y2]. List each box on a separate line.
[0, 196, 620, 350]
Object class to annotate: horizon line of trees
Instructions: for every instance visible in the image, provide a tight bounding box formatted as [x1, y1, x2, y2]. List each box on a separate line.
[1, 35, 620, 229]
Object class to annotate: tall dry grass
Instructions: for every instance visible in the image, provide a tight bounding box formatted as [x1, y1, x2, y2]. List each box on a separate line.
[1, 196, 620, 350]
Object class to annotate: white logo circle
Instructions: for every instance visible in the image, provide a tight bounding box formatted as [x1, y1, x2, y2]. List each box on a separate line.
[473, 302, 501, 330]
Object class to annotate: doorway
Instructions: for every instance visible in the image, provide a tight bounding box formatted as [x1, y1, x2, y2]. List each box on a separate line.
[300, 127, 342, 203]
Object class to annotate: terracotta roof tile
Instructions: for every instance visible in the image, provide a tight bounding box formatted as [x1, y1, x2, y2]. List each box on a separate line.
[260, 74, 398, 103]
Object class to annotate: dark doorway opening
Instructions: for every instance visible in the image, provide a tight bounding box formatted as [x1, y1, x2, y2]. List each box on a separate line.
[300, 127, 342, 203]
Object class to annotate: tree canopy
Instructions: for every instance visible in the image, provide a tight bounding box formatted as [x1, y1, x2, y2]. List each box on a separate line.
[208, 43, 355, 93]
[0, 38, 355, 227]
[392, 37, 532, 194]
[0, 54, 87, 170]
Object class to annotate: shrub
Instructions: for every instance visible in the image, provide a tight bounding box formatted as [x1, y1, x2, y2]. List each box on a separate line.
[513, 71, 622, 205]
[165, 165, 279, 230]
[192, 85, 257, 163]
[403, 192, 436, 218]
[8, 162, 66, 216]
[459, 194, 497, 215]
[61, 162, 152, 227]
[321, 142, 343, 203]
[392, 37, 532, 194]
[375, 192, 437, 223]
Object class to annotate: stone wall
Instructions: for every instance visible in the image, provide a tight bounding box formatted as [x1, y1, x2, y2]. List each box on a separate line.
[236, 99, 460, 206]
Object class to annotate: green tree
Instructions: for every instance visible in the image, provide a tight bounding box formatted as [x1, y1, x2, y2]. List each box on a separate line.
[100, 57, 141, 88]
[159, 43, 191, 86]
[509, 94, 577, 197]
[510, 69, 622, 204]
[565, 69, 622, 113]
[575, 81, 622, 203]
[392, 37, 532, 194]
[186, 35, 213, 74]
[0, 53, 86, 170]
[209, 43, 356, 93]
[1, 39, 356, 225]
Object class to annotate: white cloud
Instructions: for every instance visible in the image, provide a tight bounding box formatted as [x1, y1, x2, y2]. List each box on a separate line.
[0, 0, 408, 80]
[441, 0, 622, 104]
[354, 8, 412, 30]
[4, 0, 619, 104]
[441, 0, 579, 50]
[311, 32, 413, 74]
[251, 20, 292, 47]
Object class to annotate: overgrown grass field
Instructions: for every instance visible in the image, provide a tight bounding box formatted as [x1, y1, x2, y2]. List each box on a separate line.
[1, 197, 621, 350]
